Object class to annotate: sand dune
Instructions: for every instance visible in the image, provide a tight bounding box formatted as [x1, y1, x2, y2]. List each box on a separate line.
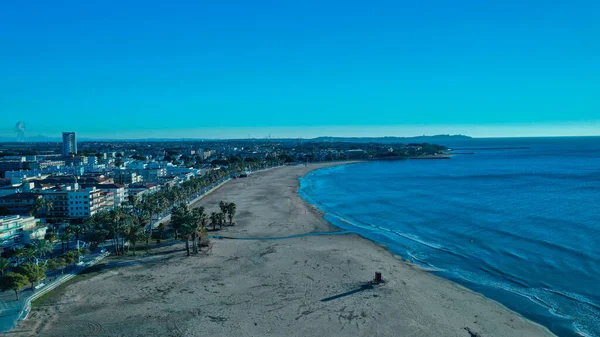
[12, 163, 555, 337]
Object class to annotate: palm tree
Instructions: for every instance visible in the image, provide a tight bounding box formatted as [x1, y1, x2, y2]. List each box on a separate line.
[157, 223, 165, 244]
[226, 203, 237, 226]
[171, 204, 194, 256]
[217, 212, 225, 230]
[0, 257, 10, 275]
[219, 201, 228, 218]
[137, 214, 151, 250]
[108, 208, 126, 255]
[70, 225, 83, 243]
[191, 207, 206, 254]
[210, 212, 218, 231]
[23, 247, 36, 263]
[32, 240, 53, 260]
[124, 223, 144, 255]
[12, 248, 24, 265]
[60, 231, 72, 253]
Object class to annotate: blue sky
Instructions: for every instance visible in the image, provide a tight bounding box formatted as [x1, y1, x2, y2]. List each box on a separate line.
[1, 0, 598, 139]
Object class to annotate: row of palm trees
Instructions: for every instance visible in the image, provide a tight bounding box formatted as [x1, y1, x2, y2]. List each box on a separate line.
[64, 168, 233, 256]
[1, 166, 248, 299]
[3, 239, 54, 268]
[170, 201, 237, 256]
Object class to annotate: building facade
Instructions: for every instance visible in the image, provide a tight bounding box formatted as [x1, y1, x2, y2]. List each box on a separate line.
[62, 132, 77, 156]
[0, 215, 46, 252]
[0, 193, 42, 215]
[66, 187, 113, 218]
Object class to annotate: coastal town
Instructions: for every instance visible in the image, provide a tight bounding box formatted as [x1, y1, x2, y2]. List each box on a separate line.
[0, 132, 455, 331]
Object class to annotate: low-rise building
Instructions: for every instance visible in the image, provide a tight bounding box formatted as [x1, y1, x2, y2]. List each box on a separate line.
[0, 215, 47, 252]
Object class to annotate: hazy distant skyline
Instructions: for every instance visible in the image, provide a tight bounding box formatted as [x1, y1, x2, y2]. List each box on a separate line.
[1, 1, 598, 139]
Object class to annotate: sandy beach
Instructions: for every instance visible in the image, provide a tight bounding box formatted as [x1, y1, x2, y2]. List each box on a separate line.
[10, 163, 555, 337]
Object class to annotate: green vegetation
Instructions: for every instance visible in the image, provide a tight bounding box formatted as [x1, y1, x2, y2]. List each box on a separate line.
[0, 272, 29, 300]
[32, 265, 104, 308]
[0, 167, 242, 305]
[0, 258, 10, 275]
[17, 263, 46, 290]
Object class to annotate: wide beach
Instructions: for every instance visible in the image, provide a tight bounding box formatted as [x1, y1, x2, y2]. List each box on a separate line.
[11, 163, 555, 337]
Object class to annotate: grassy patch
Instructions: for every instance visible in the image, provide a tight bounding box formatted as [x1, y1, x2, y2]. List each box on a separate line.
[32, 265, 104, 309]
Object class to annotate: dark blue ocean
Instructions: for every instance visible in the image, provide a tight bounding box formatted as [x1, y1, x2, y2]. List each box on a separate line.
[299, 137, 600, 337]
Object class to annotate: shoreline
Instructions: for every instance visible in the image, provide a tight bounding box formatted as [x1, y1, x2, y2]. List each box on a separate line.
[13, 162, 556, 337]
[298, 163, 558, 336]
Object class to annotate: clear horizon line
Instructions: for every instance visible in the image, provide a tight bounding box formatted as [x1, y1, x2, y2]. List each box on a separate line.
[2, 134, 600, 142]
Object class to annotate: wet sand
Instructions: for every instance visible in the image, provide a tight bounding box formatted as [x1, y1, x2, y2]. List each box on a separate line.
[11, 163, 555, 337]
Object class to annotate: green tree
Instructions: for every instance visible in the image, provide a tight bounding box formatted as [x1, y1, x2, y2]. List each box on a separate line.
[17, 263, 46, 290]
[0, 272, 29, 300]
[0, 258, 10, 275]
[63, 250, 81, 269]
[128, 195, 138, 207]
[226, 202, 237, 226]
[46, 258, 66, 275]
[219, 201, 228, 218]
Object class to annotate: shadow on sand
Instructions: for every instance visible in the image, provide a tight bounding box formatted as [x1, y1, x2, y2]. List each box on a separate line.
[320, 283, 378, 302]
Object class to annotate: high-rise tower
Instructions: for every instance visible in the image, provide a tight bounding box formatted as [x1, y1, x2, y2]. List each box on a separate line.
[62, 132, 77, 156]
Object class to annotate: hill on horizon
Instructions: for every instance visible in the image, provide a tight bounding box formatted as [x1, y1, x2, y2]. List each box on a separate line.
[0, 134, 471, 143]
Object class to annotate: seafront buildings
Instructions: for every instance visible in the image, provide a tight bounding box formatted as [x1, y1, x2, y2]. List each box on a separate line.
[0, 131, 449, 254]
[0, 215, 47, 253]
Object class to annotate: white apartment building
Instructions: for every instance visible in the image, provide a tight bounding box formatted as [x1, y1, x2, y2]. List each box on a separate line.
[0, 215, 46, 252]
[67, 187, 114, 218]
[94, 184, 127, 208]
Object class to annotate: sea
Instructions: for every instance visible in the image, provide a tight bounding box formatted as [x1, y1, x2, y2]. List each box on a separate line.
[299, 137, 600, 337]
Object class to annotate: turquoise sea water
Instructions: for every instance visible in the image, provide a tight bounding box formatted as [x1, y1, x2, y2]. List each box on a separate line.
[299, 137, 600, 337]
